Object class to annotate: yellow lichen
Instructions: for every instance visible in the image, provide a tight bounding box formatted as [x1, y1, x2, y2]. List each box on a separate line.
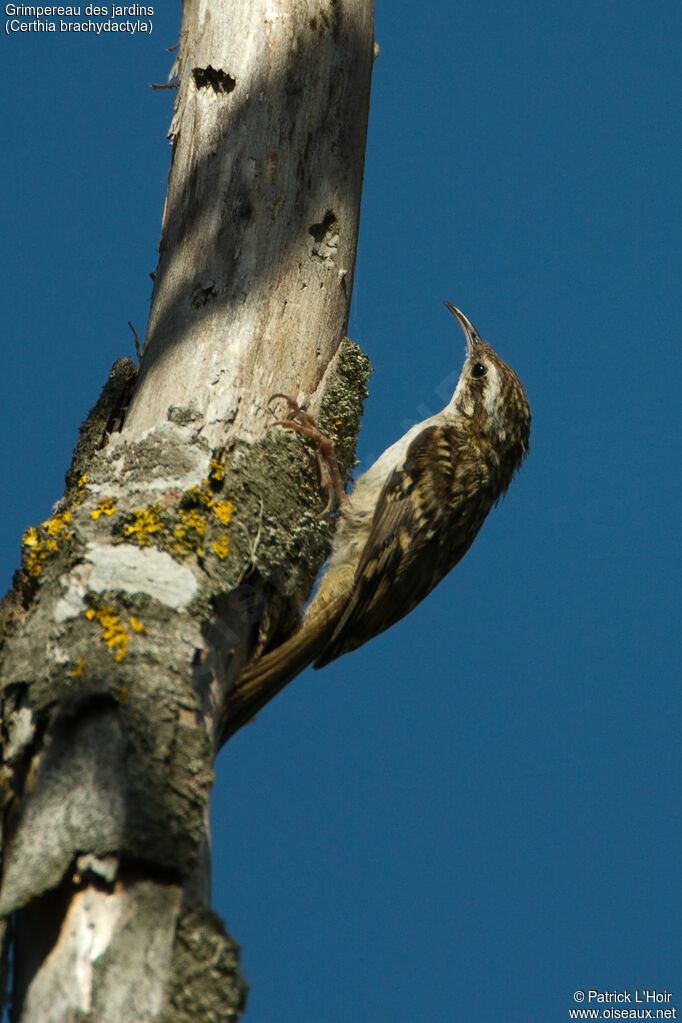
[172, 508, 207, 556]
[212, 499, 235, 526]
[85, 603, 145, 662]
[45, 510, 71, 536]
[91, 496, 117, 520]
[22, 512, 73, 577]
[78, 474, 88, 488]
[123, 506, 165, 546]
[119, 478, 231, 561]
[71, 657, 86, 677]
[184, 485, 214, 509]
[102, 612, 128, 660]
[212, 535, 230, 560]
[208, 458, 225, 483]
[176, 509, 206, 535]
[24, 550, 44, 576]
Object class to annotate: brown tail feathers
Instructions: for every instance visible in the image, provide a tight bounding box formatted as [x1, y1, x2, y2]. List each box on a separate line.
[218, 591, 347, 745]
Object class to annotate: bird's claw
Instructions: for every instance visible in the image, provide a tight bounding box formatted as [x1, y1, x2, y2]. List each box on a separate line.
[267, 393, 349, 512]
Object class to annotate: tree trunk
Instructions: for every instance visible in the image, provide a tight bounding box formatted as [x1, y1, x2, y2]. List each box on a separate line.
[0, 0, 374, 1018]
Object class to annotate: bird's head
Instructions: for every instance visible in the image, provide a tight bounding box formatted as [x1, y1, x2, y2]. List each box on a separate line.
[444, 302, 531, 461]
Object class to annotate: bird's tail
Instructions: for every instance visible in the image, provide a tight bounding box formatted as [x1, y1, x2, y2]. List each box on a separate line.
[218, 591, 347, 744]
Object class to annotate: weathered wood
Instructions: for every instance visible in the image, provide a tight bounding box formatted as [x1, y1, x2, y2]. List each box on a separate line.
[125, 0, 373, 447]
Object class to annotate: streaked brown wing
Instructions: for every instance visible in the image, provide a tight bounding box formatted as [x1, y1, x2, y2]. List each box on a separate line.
[315, 424, 465, 665]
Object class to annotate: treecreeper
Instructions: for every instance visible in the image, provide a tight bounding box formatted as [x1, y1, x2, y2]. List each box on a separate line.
[220, 303, 531, 743]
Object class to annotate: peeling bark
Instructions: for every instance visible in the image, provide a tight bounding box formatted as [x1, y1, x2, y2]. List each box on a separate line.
[0, 0, 374, 1018]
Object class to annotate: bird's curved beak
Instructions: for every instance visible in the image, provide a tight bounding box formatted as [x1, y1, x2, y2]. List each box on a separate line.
[443, 302, 481, 357]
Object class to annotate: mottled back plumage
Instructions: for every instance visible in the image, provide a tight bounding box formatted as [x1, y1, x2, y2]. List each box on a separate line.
[316, 305, 530, 664]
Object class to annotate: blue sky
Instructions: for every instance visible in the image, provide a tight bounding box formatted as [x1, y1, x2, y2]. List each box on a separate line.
[3, 3, 681, 1021]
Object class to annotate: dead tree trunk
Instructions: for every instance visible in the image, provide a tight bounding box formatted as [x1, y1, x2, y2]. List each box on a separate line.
[0, 1, 374, 1018]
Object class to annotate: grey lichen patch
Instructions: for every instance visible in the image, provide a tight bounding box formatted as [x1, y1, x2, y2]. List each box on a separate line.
[90, 421, 209, 490]
[318, 336, 372, 479]
[163, 905, 246, 1022]
[214, 431, 332, 608]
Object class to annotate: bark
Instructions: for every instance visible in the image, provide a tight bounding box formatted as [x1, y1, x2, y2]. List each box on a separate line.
[0, 0, 374, 1018]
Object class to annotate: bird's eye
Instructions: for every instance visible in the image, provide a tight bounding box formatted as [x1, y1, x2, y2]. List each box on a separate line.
[470, 362, 487, 379]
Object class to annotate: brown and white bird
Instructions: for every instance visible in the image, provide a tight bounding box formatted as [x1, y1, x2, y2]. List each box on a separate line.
[221, 303, 531, 741]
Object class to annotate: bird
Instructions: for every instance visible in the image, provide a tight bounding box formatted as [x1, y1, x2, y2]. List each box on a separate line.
[220, 303, 531, 742]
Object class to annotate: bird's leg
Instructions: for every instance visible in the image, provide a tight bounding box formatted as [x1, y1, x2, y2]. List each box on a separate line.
[269, 394, 350, 512]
